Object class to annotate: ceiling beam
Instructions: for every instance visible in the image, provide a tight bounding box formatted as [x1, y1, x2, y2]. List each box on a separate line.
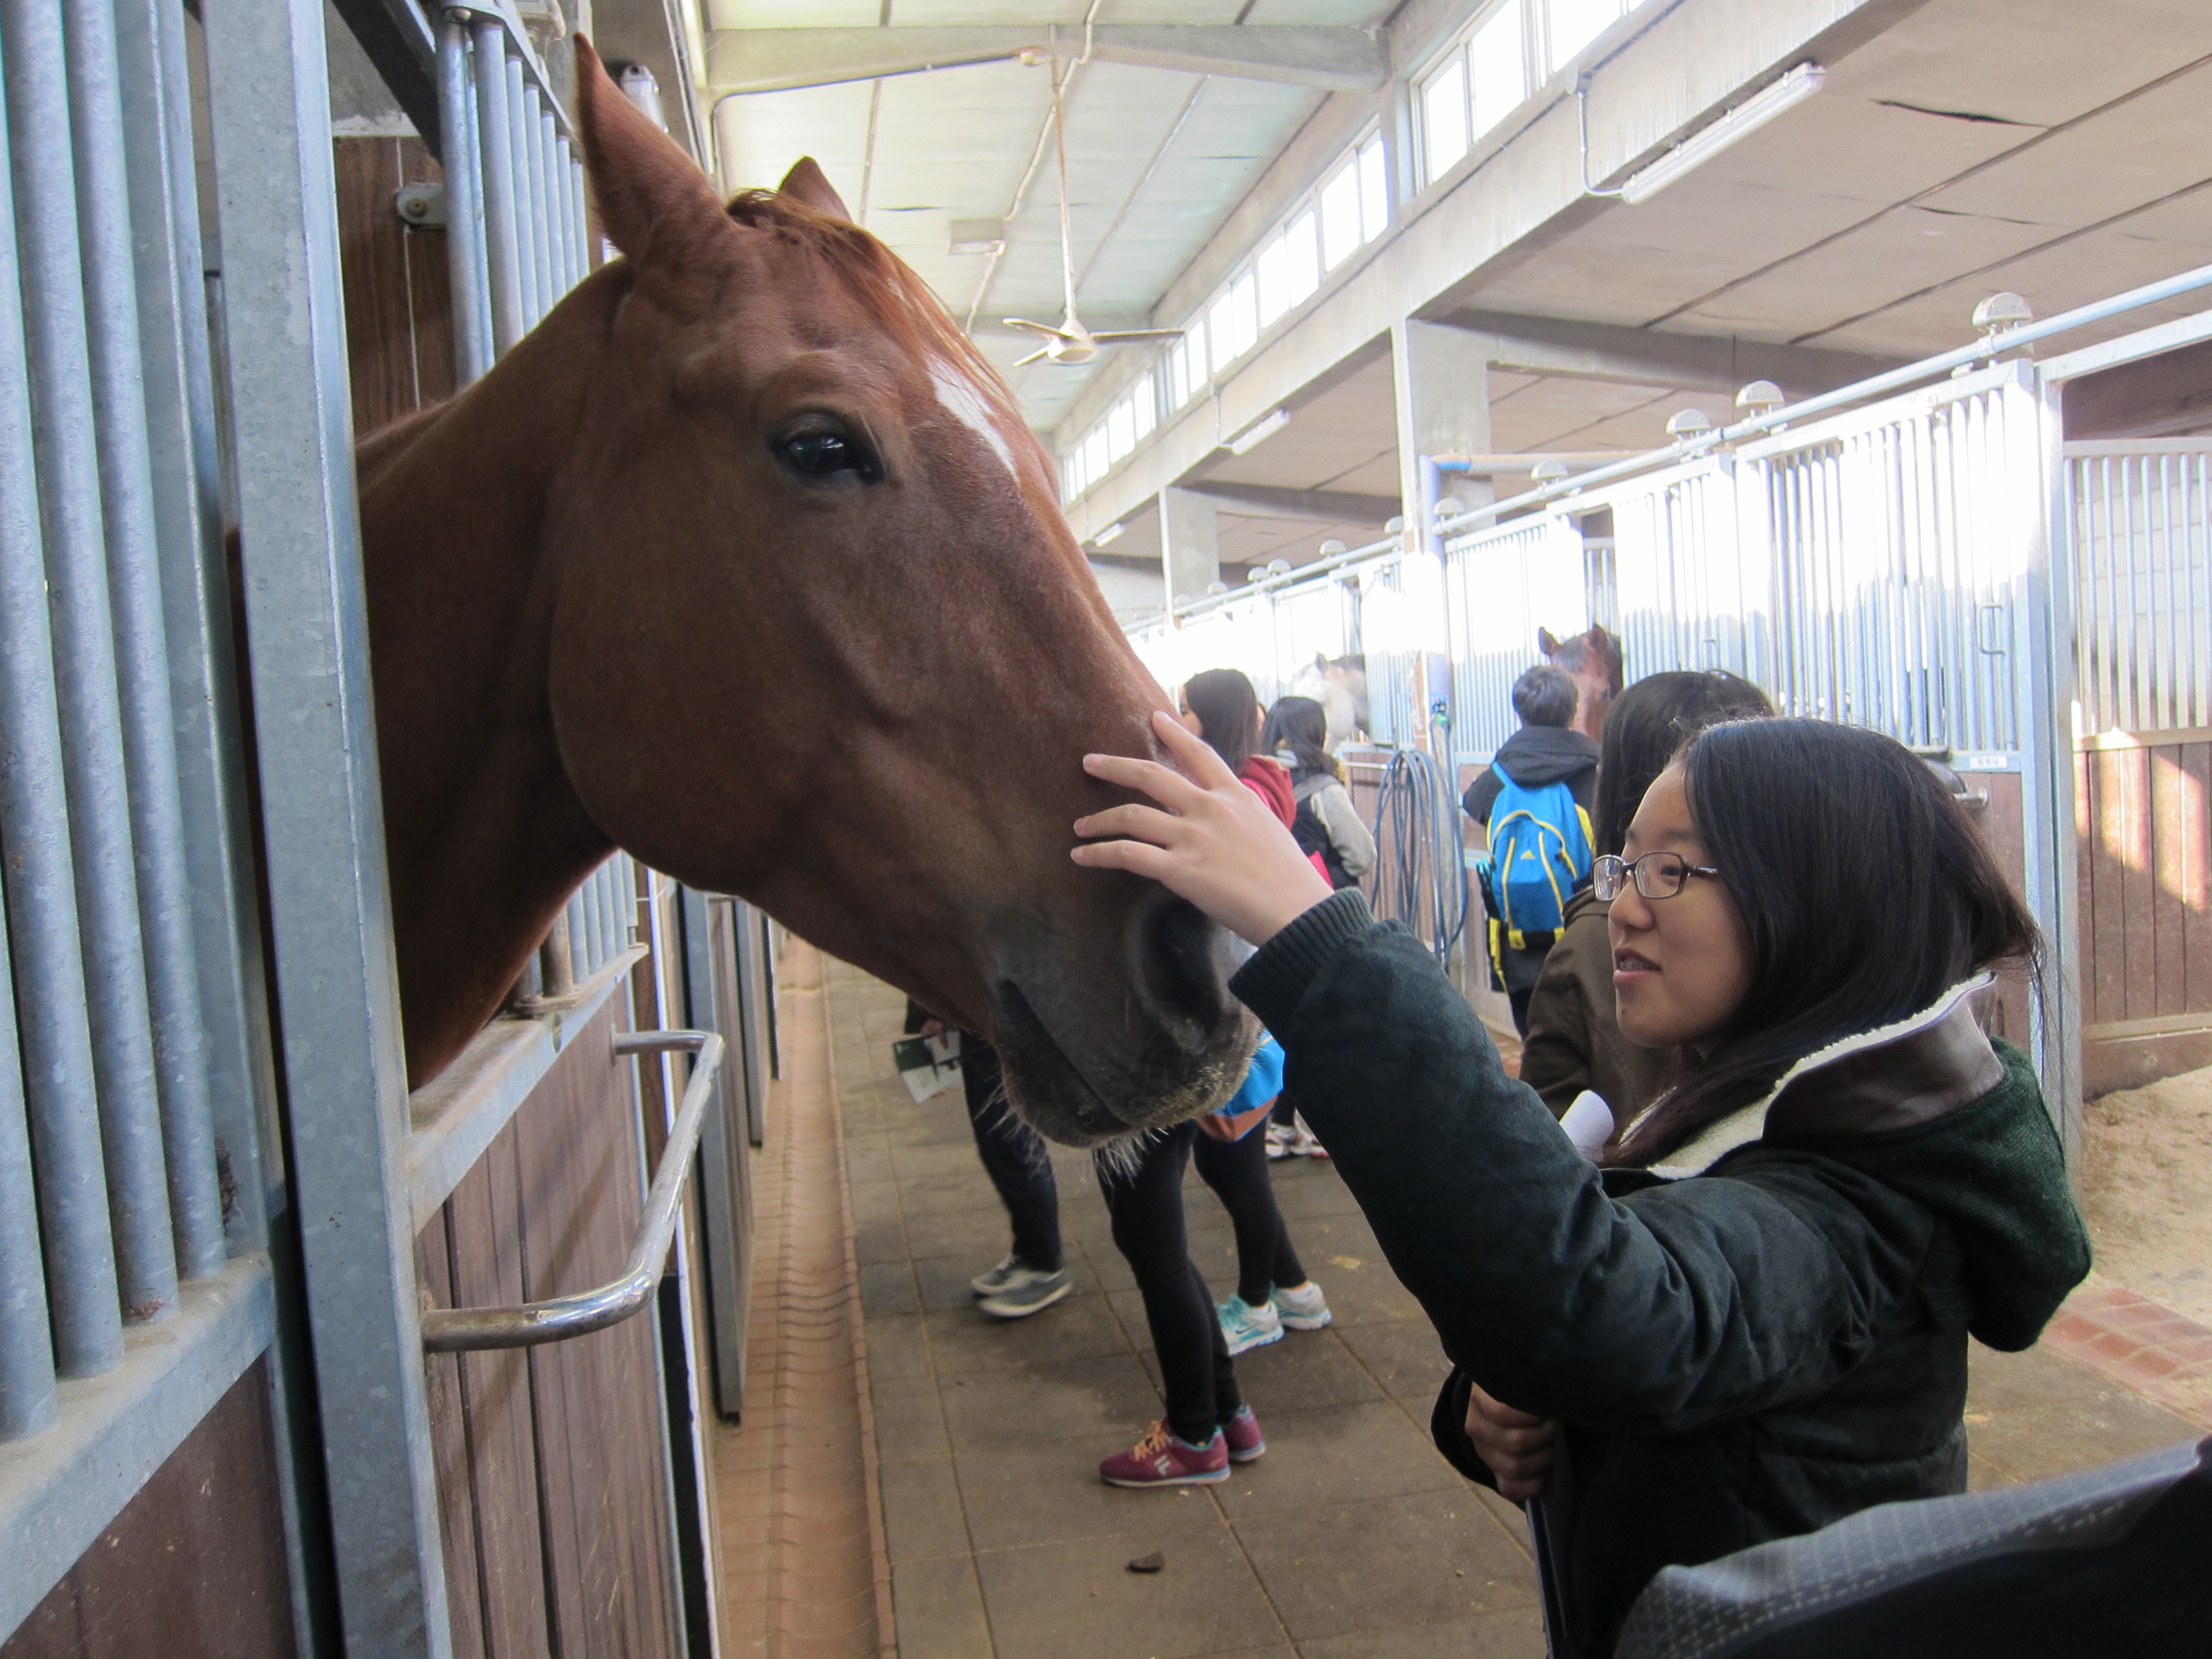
[1182, 480, 1399, 525]
[1438, 309, 1908, 399]
[327, 0, 442, 155]
[703, 26, 1388, 96]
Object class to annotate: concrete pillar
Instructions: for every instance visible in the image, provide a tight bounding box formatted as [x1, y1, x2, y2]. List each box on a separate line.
[1391, 318, 1495, 541]
[1159, 486, 1221, 612]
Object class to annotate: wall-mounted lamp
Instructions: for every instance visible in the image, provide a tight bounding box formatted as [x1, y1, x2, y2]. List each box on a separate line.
[1664, 407, 1714, 440]
[1204, 580, 1229, 595]
[1318, 538, 1347, 556]
[1265, 558, 1292, 575]
[1434, 496, 1465, 519]
[1530, 459, 1572, 483]
[1734, 380, 1784, 412]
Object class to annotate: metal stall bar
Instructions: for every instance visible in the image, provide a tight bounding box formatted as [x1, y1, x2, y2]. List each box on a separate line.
[0, 894, 49, 1440]
[525, 87, 556, 319]
[116, 0, 278, 1255]
[2, 0, 177, 1329]
[556, 133, 580, 282]
[503, 52, 540, 326]
[438, 16, 487, 382]
[422, 1031, 724, 1350]
[64, 0, 226, 1284]
[201, 0, 452, 1648]
[471, 16, 525, 357]
[0, 39, 118, 1388]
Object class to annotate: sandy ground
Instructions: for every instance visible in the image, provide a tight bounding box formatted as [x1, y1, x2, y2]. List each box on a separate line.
[2075, 1061, 2212, 1324]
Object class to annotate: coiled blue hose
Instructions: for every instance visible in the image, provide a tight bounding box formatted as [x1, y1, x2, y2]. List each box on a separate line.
[1367, 747, 1470, 967]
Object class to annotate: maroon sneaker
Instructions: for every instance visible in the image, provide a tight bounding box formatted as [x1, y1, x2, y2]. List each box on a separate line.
[1099, 1420, 1229, 1488]
[1222, 1404, 1265, 1463]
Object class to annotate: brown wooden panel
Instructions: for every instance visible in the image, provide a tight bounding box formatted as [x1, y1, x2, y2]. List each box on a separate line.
[415, 1214, 488, 1659]
[447, 1133, 548, 1659]
[1959, 771, 2029, 1044]
[2183, 743, 2212, 1013]
[2, 1361, 296, 1659]
[2151, 743, 2191, 1017]
[397, 139, 458, 410]
[2117, 748, 2157, 1022]
[334, 135, 455, 439]
[514, 998, 682, 1659]
[2090, 749, 2131, 1028]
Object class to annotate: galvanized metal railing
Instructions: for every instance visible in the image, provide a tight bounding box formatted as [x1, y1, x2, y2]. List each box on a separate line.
[437, 5, 591, 383]
[0, 0, 270, 1453]
[2066, 439, 2212, 737]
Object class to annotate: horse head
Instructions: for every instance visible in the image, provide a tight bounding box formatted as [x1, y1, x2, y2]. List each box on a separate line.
[1538, 625, 1623, 741]
[498, 45, 1246, 1143]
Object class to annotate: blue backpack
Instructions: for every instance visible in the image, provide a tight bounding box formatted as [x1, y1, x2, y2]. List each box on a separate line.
[1483, 765, 1593, 943]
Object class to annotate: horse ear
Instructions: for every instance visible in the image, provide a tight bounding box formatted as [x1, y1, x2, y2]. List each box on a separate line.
[1537, 627, 1561, 656]
[573, 37, 729, 272]
[778, 157, 853, 222]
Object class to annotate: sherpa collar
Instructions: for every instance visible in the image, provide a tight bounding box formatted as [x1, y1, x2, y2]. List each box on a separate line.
[1641, 974, 2000, 1181]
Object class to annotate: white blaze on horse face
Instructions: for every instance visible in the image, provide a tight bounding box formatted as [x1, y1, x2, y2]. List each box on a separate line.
[930, 364, 1019, 479]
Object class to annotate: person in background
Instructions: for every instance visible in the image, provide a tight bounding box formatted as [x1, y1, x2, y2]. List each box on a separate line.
[1520, 671, 1774, 1129]
[1259, 693, 1372, 1158]
[1094, 669, 1326, 1488]
[905, 1002, 1069, 1318]
[1193, 1033, 1333, 1354]
[1261, 695, 1376, 890]
[1464, 663, 1601, 1034]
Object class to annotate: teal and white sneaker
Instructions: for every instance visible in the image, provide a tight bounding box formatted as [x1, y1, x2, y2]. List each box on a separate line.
[1218, 1293, 1284, 1355]
[1273, 1281, 1332, 1331]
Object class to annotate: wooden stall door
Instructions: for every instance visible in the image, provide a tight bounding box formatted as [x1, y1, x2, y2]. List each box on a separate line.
[415, 999, 685, 1659]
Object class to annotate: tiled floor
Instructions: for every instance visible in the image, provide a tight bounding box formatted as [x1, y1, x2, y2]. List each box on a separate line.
[802, 958, 2201, 1659]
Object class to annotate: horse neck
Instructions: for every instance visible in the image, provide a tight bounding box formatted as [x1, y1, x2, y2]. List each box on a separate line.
[358, 278, 622, 1079]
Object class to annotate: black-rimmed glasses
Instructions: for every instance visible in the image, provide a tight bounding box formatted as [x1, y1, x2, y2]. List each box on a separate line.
[1592, 851, 1722, 902]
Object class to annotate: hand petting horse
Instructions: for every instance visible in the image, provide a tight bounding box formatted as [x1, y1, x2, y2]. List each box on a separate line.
[350, 41, 1250, 1144]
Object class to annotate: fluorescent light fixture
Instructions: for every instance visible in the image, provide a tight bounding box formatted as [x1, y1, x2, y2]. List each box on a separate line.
[1092, 520, 1127, 548]
[1225, 407, 1290, 455]
[1620, 62, 1825, 206]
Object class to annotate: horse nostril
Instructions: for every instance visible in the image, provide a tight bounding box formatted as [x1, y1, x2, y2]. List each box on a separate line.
[1132, 892, 1227, 1033]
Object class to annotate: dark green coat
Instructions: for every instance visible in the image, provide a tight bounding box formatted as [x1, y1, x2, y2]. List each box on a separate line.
[1230, 891, 2090, 1658]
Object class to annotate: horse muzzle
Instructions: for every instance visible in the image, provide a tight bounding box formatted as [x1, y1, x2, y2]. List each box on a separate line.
[986, 890, 1256, 1148]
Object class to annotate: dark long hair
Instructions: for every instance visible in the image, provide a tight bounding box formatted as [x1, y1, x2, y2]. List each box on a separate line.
[1182, 669, 1262, 773]
[1610, 719, 2041, 1168]
[1592, 671, 1774, 856]
[1261, 695, 1335, 780]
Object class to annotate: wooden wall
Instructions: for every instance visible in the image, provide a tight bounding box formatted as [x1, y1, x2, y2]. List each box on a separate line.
[1, 1363, 296, 1659]
[414, 997, 683, 1659]
[2077, 732, 2212, 1094]
[333, 136, 456, 437]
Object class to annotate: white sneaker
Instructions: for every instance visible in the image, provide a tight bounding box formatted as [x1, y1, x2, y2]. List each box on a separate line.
[1273, 1281, 1332, 1331]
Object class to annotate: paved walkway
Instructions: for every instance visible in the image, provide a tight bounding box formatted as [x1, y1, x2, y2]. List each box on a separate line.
[799, 959, 2200, 1659]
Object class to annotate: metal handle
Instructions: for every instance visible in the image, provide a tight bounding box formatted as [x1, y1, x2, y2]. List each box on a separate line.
[421, 1029, 725, 1352]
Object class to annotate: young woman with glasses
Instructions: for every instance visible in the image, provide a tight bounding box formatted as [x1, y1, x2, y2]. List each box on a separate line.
[1068, 711, 2089, 1657]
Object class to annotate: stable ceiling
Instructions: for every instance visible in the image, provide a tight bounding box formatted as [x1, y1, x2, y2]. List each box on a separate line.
[706, 1, 1394, 432]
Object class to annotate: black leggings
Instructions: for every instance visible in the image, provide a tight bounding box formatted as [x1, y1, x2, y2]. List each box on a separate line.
[1191, 1126, 1307, 1307]
[960, 1038, 1061, 1274]
[1096, 1121, 1241, 1446]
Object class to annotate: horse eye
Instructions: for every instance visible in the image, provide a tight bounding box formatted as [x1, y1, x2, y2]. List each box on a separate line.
[779, 428, 878, 481]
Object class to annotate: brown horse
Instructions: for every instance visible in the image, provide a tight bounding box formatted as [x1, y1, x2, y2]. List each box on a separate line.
[1538, 625, 1623, 742]
[350, 42, 1248, 1144]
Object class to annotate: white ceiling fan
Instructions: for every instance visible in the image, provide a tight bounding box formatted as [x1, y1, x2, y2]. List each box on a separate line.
[1002, 64, 1184, 367]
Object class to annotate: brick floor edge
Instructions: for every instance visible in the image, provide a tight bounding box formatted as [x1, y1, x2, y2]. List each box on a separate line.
[817, 953, 902, 1659]
[2039, 1283, 2212, 1434]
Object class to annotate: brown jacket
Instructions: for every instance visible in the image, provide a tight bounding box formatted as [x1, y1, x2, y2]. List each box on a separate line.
[1518, 890, 1683, 1124]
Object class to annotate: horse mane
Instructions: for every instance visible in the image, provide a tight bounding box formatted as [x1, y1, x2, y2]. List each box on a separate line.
[722, 189, 1056, 504]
